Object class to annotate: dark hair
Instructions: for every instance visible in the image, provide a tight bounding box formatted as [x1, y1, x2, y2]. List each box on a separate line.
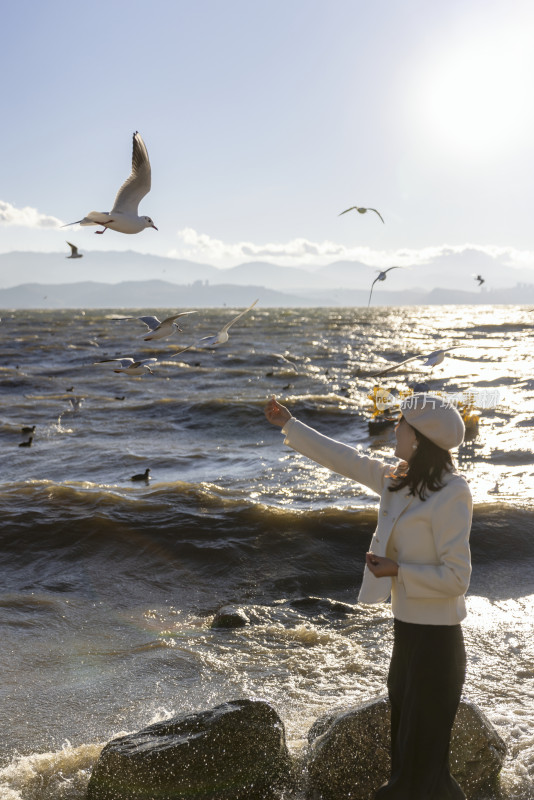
[389, 420, 453, 501]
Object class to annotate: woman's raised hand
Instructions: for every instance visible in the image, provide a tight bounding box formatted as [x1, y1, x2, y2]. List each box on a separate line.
[264, 395, 292, 428]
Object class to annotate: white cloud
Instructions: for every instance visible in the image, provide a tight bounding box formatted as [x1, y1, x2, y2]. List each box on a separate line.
[169, 228, 534, 270]
[0, 200, 64, 229]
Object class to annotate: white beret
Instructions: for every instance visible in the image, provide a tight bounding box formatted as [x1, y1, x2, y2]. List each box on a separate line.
[399, 393, 465, 450]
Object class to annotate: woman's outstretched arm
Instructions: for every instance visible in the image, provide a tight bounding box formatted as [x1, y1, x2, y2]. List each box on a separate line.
[264, 395, 390, 496]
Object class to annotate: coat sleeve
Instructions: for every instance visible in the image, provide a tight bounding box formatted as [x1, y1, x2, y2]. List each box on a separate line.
[281, 418, 391, 496]
[397, 480, 472, 599]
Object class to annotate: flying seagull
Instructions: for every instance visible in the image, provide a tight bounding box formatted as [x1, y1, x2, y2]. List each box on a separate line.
[368, 267, 402, 307]
[64, 131, 158, 235]
[368, 346, 464, 378]
[172, 300, 258, 355]
[66, 241, 83, 259]
[94, 357, 157, 376]
[339, 206, 385, 223]
[113, 311, 197, 341]
[475, 274, 485, 286]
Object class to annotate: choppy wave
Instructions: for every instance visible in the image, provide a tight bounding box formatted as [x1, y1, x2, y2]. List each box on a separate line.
[2, 307, 534, 799]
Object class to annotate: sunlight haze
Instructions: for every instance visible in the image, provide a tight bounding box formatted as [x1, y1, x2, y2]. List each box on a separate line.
[2, 0, 534, 282]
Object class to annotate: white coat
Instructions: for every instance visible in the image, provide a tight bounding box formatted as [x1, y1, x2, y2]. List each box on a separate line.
[282, 418, 473, 626]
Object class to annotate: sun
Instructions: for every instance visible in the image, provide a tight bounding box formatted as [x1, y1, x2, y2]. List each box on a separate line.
[408, 25, 534, 160]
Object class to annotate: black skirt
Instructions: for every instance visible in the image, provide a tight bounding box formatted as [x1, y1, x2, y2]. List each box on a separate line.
[374, 618, 467, 800]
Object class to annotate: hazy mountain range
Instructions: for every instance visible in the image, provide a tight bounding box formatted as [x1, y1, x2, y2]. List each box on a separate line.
[0, 248, 533, 308]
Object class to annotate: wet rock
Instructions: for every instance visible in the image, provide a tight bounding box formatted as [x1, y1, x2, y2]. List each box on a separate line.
[87, 698, 292, 800]
[306, 696, 506, 800]
[211, 605, 250, 628]
[290, 595, 358, 617]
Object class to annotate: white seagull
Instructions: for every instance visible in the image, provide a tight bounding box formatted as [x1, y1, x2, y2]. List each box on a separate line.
[94, 357, 157, 376]
[368, 266, 402, 307]
[113, 311, 197, 341]
[66, 241, 83, 259]
[368, 346, 464, 378]
[64, 131, 157, 235]
[172, 299, 258, 355]
[339, 206, 385, 223]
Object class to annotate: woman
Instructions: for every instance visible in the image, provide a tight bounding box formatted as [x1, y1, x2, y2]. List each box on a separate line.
[264, 393, 472, 800]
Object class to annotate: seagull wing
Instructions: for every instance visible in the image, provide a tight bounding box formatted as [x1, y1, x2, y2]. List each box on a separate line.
[160, 311, 198, 325]
[338, 206, 358, 216]
[368, 353, 424, 377]
[170, 342, 197, 356]
[111, 131, 152, 215]
[270, 353, 299, 373]
[367, 275, 381, 307]
[369, 208, 385, 223]
[384, 266, 402, 274]
[138, 358, 158, 366]
[66, 241, 79, 255]
[95, 358, 135, 368]
[218, 299, 259, 335]
[369, 345, 464, 377]
[136, 316, 161, 331]
[112, 315, 161, 331]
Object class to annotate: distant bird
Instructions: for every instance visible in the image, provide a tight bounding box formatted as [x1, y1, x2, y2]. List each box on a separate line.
[368, 346, 464, 378]
[94, 357, 157, 376]
[267, 352, 299, 374]
[368, 267, 402, 307]
[113, 311, 197, 341]
[19, 436, 33, 447]
[172, 299, 258, 354]
[131, 468, 150, 482]
[339, 206, 385, 223]
[475, 274, 485, 286]
[21, 425, 36, 434]
[66, 386, 74, 392]
[63, 131, 158, 235]
[68, 396, 84, 411]
[66, 241, 83, 259]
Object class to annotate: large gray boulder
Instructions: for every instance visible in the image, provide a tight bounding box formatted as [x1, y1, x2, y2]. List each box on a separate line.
[87, 699, 293, 800]
[306, 696, 506, 800]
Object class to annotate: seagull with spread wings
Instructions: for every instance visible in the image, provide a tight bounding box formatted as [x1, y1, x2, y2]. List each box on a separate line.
[94, 357, 157, 376]
[368, 346, 464, 378]
[172, 300, 258, 355]
[64, 131, 157, 235]
[339, 206, 385, 223]
[66, 241, 83, 259]
[112, 311, 197, 341]
[368, 266, 402, 307]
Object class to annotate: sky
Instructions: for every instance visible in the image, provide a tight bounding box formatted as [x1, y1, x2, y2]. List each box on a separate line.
[2, 0, 534, 281]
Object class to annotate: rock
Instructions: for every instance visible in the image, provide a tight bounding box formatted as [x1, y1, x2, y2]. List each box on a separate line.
[211, 605, 250, 628]
[290, 596, 358, 617]
[449, 699, 507, 795]
[306, 696, 506, 800]
[87, 699, 293, 800]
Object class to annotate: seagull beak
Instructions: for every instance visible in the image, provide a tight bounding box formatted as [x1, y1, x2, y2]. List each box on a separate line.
[151, 224, 158, 230]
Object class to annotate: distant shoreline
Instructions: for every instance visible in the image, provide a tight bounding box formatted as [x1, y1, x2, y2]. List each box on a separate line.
[1, 279, 534, 309]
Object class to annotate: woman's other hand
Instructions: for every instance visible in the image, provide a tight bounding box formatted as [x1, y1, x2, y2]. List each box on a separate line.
[366, 552, 399, 577]
[264, 395, 292, 428]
